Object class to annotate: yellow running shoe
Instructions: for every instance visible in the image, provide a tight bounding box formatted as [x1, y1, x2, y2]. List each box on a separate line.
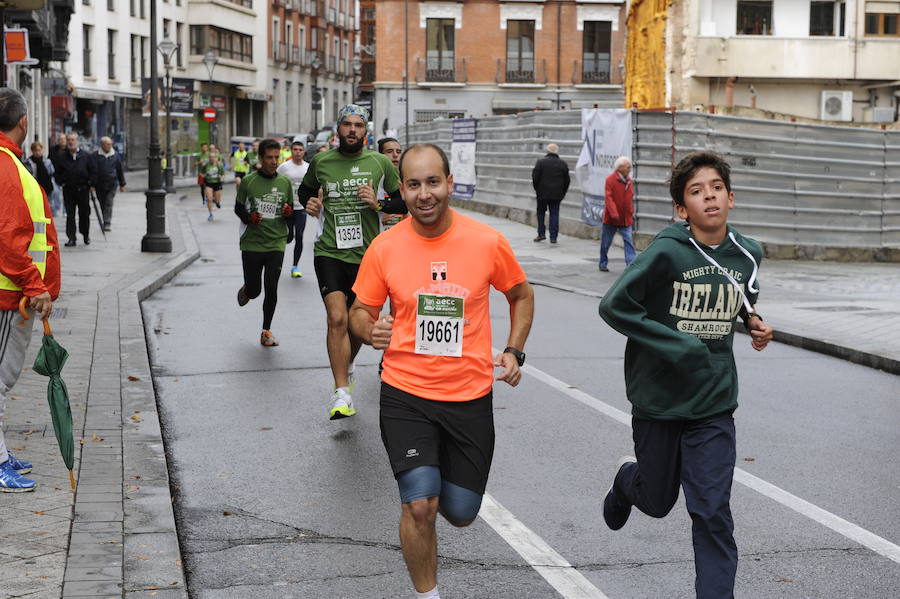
[329, 388, 356, 420]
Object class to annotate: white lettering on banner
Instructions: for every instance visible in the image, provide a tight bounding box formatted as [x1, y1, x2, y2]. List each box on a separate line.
[575, 109, 632, 226]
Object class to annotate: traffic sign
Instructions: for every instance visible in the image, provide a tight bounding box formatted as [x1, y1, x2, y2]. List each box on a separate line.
[203, 107, 216, 122]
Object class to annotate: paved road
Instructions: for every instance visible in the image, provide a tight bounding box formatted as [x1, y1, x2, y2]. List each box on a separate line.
[142, 192, 900, 598]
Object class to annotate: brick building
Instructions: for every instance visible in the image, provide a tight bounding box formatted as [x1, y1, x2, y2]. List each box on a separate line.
[372, 0, 626, 137]
[268, 0, 357, 137]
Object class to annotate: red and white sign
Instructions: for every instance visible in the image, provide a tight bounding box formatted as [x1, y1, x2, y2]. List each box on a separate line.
[202, 107, 217, 122]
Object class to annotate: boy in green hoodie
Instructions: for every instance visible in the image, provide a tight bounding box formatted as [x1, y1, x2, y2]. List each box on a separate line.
[598, 151, 773, 599]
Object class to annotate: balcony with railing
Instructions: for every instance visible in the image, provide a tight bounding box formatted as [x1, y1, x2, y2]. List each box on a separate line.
[496, 58, 546, 85]
[327, 6, 336, 23]
[327, 55, 336, 72]
[415, 56, 467, 85]
[273, 41, 287, 62]
[573, 58, 611, 85]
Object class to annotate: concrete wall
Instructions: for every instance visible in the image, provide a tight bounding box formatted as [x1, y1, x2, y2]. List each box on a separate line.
[403, 109, 900, 261]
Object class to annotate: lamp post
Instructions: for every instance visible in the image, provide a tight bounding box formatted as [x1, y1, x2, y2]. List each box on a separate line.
[202, 50, 219, 146]
[142, 0, 172, 252]
[311, 53, 322, 132]
[157, 35, 178, 193]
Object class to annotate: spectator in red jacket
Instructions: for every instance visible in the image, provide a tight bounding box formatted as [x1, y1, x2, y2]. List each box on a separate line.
[599, 156, 636, 272]
[0, 88, 61, 491]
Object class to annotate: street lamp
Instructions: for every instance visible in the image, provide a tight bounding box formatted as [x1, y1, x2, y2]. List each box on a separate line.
[311, 52, 322, 132]
[157, 34, 179, 193]
[202, 50, 219, 146]
[142, 0, 172, 252]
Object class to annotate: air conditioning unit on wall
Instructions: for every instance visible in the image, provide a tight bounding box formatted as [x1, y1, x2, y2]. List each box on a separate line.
[820, 90, 853, 122]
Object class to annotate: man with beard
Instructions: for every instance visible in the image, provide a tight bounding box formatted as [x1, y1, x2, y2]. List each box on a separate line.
[299, 105, 405, 420]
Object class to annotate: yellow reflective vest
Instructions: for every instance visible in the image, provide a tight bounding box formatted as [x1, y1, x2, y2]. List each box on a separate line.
[0, 145, 53, 290]
[233, 149, 249, 173]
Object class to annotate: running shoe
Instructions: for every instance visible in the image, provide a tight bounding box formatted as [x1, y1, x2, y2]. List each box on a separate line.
[260, 330, 279, 346]
[215, 200, 221, 209]
[603, 456, 636, 530]
[6, 452, 32, 474]
[329, 388, 356, 420]
[290, 266, 303, 278]
[237, 286, 249, 307]
[207, 214, 214, 222]
[0, 460, 35, 492]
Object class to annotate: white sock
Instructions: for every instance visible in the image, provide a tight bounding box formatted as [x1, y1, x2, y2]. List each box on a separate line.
[415, 587, 440, 599]
[336, 386, 350, 395]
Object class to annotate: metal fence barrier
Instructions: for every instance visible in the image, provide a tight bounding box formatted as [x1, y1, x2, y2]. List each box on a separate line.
[402, 110, 900, 260]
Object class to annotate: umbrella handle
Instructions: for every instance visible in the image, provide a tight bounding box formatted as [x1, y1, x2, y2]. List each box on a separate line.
[17, 297, 52, 335]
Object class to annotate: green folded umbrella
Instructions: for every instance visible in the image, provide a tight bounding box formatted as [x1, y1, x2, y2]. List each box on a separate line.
[20, 299, 75, 489]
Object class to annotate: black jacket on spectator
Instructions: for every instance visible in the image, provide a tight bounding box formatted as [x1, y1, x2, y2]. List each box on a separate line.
[54, 148, 96, 189]
[531, 152, 571, 202]
[94, 151, 126, 191]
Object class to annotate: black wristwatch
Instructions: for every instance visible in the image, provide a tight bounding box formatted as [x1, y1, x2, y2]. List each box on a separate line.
[503, 346, 526, 366]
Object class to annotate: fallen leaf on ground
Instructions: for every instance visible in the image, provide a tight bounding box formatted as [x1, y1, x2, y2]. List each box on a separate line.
[35, 531, 48, 536]
[12, 446, 25, 451]
[775, 577, 793, 583]
[133, 410, 141, 414]
[34, 511, 45, 515]
[170, 581, 179, 585]
[258, 426, 273, 431]
[743, 457, 756, 462]
[133, 555, 150, 560]
[10, 396, 22, 400]
[127, 375, 141, 381]
[131, 415, 142, 423]
[128, 485, 140, 492]
[23, 429, 34, 435]
[223, 510, 234, 516]
[91, 433, 104, 442]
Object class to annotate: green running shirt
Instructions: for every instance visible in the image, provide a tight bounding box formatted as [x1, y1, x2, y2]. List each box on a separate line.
[236, 171, 294, 252]
[301, 149, 400, 264]
[204, 162, 224, 184]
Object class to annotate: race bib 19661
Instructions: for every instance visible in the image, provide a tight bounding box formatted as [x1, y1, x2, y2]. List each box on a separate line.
[335, 212, 363, 249]
[415, 294, 464, 357]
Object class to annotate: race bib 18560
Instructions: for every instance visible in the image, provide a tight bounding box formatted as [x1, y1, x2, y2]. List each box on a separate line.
[335, 212, 363, 249]
[415, 294, 464, 357]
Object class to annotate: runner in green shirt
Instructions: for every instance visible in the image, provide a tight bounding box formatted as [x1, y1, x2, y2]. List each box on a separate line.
[234, 138, 295, 347]
[195, 142, 209, 205]
[245, 140, 261, 174]
[203, 148, 224, 221]
[299, 104, 406, 420]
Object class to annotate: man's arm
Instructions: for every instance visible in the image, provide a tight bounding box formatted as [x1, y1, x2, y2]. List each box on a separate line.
[532, 162, 541, 191]
[116, 155, 126, 189]
[604, 177, 619, 220]
[349, 299, 392, 349]
[495, 280, 535, 387]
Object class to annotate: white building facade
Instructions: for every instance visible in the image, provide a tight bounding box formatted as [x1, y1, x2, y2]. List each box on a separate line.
[669, 0, 900, 123]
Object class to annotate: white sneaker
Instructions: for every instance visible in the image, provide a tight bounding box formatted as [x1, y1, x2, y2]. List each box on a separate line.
[329, 388, 356, 420]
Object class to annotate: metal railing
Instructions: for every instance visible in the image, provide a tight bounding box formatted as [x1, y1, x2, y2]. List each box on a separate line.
[274, 41, 287, 62]
[415, 57, 468, 83]
[572, 59, 611, 84]
[401, 109, 900, 253]
[495, 58, 546, 84]
[291, 45, 302, 65]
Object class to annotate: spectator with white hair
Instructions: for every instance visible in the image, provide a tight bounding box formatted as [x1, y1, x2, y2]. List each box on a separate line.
[93, 136, 126, 232]
[599, 156, 636, 272]
[531, 142, 570, 243]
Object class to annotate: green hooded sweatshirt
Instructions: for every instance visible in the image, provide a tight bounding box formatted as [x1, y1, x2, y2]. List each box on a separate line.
[598, 222, 762, 421]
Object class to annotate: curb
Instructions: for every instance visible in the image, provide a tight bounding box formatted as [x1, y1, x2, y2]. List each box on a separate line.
[62, 196, 199, 598]
[529, 277, 900, 377]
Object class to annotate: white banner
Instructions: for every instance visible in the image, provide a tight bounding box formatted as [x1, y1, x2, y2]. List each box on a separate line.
[575, 109, 632, 226]
[450, 118, 477, 199]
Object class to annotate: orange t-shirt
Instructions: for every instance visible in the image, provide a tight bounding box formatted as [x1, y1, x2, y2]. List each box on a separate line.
[353, 210, 527, 401]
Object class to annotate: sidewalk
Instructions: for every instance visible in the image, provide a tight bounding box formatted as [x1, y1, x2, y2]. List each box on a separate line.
[1, 179, 896, 598]
[0, 182, 197, 598]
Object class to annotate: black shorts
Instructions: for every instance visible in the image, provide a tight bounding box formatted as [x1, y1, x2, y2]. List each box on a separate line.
[314, 255, 360, 307]
[206, 182, 223, 192]
[379, 382, 495, 495]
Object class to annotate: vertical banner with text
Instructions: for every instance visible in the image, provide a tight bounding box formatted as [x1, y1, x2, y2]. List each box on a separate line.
[450, 118, 477, 199]
[575, 109, 632, 226]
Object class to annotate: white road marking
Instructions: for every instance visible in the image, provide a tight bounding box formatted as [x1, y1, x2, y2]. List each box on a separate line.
[518, 360, 900, 566]
[480, 493, 609, 599]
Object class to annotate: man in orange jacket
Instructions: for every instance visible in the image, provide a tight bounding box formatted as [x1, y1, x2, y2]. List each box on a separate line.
[599, 156, 636, 272]
[0, 88, 61, 492]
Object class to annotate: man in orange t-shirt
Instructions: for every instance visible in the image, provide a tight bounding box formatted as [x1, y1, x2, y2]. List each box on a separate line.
[350, 144, 534, 599]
